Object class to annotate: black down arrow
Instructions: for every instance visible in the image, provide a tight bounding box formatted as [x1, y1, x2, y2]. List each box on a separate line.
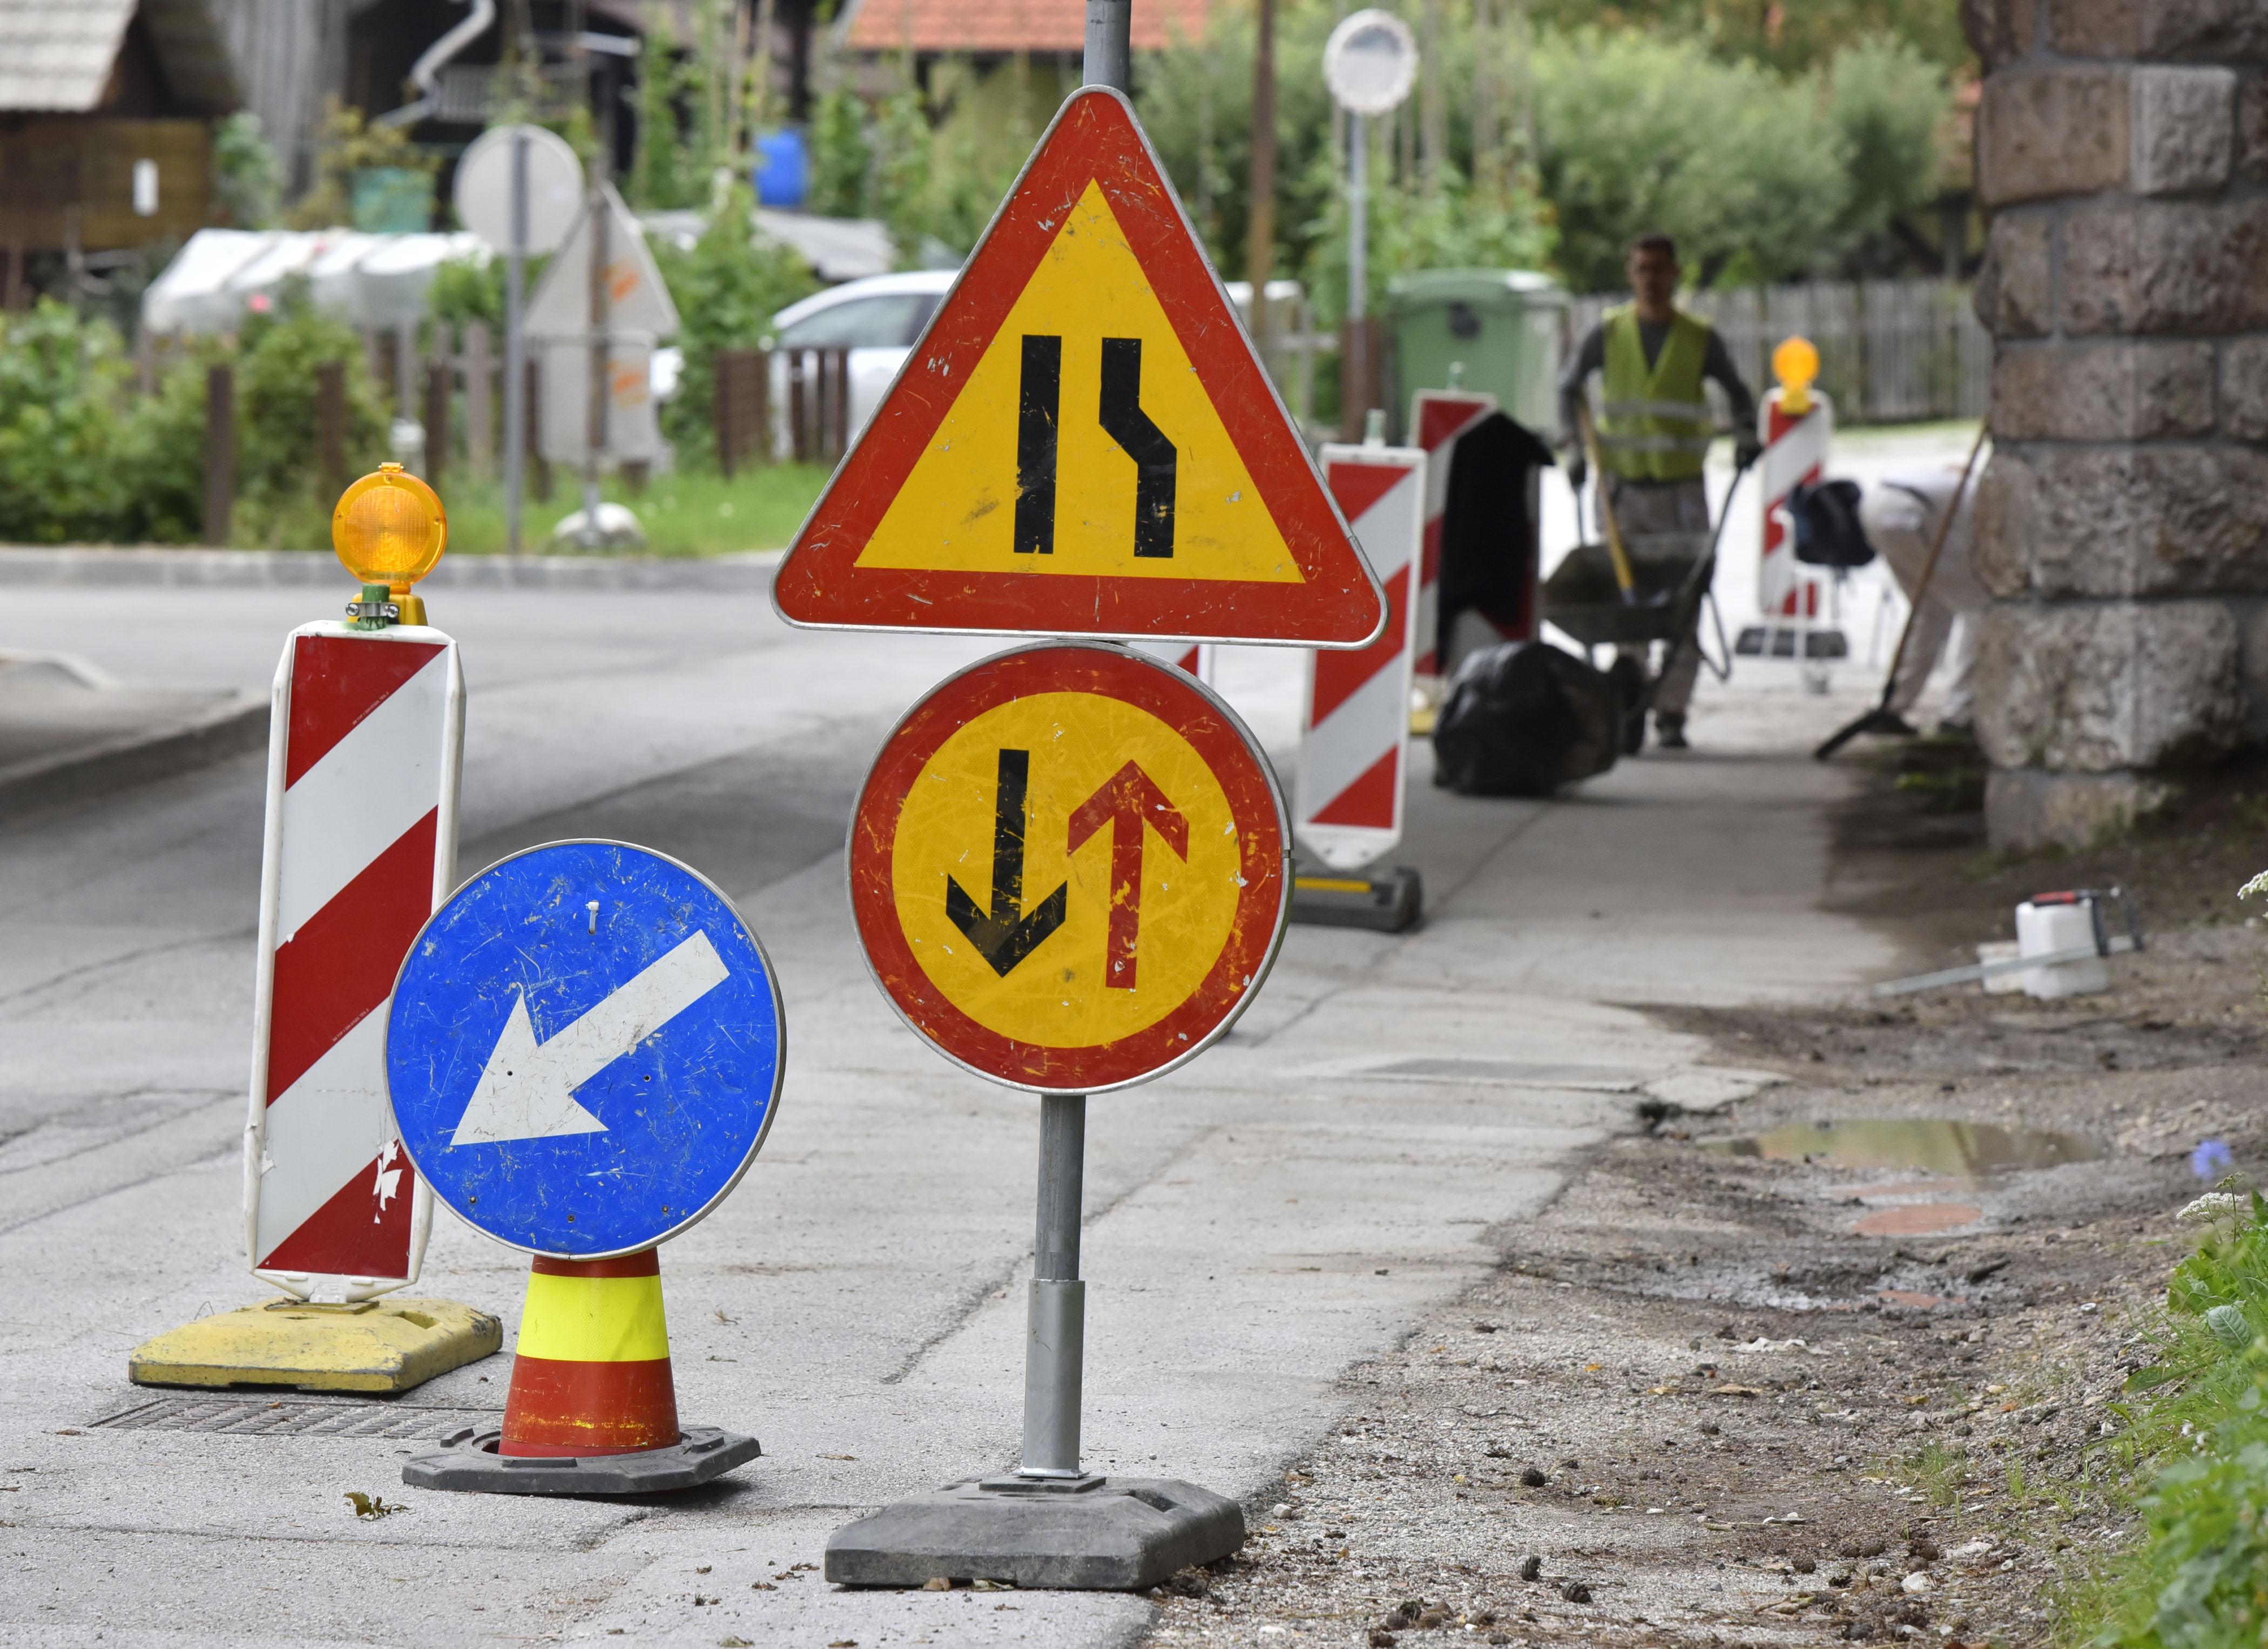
[945, 748, 1069, 977]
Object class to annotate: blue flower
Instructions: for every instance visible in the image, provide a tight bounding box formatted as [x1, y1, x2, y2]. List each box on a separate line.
[2191, 1139, 2236, 1181]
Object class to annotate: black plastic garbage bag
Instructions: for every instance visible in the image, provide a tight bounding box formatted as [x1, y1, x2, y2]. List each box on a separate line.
[1788, 478, 1875, 569]
[1432, 641, 1621, 798]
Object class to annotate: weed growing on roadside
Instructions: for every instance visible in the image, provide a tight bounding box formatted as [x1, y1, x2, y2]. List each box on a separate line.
[2058, 1192, 2268, 1649]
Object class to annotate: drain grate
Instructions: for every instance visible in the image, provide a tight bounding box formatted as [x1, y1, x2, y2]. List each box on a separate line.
[90, 1393, 498, 1440]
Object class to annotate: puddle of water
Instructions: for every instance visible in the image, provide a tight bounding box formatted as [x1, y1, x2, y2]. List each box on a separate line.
[1705, 1118, 2103, 1179]
[1854, 1204, 1983, 1238]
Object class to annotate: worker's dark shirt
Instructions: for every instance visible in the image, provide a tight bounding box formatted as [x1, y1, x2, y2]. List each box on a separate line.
[1556, 317, 1758, 459]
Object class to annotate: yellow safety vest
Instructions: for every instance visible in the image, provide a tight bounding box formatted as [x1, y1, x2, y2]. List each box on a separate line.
[1599, 305, 1714, 483]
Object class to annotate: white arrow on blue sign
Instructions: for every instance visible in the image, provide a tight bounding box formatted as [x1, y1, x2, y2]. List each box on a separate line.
[386, 840, 784, 1259]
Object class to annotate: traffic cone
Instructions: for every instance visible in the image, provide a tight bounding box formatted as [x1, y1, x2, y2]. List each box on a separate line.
[402, 1246, 760, 1494]
[501, 1249, 679, 1456]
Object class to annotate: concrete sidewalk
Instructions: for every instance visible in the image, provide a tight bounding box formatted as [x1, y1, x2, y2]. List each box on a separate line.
[0, 582, 1894, 1647]
[0, 651, 264, 812]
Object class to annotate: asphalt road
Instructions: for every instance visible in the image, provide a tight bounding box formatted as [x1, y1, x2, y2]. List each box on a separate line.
[0, 582, 1893, 1645]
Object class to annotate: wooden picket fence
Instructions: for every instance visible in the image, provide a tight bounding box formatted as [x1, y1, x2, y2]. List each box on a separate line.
[1564, 278, 1989, 425]
[713, 346, 853, 475]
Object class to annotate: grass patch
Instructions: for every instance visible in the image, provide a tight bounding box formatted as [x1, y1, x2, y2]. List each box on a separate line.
[436, 464, 831, 557]
[1894, 1438, 1972, 1509]
[2058, 1192, 2268, 1649]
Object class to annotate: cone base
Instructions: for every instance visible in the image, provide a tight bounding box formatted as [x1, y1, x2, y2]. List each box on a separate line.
[401, 1422, 759, 1496]
[824, 1476, 1244, 1591]
[129, 1297, 503, 1394]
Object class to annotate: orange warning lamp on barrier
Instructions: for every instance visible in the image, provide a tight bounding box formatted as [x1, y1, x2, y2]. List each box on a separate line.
[334, 462, 447, 628]
[1773, 336, 1820, 418]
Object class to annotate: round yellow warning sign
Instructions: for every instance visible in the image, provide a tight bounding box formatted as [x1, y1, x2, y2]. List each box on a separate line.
[850, 643, 1289, 1092]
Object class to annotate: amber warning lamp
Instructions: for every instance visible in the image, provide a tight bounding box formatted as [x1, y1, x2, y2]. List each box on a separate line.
[334, 463, 447, 628]
[1772, 335, 1821, 418]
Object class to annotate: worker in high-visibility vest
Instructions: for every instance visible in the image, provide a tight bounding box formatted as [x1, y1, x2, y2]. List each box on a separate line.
[1560, 232, 1761, 749]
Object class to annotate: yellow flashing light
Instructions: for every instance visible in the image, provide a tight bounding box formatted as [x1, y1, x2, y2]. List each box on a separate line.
[333, 463, 447, 591]
[1773, 336, 1820, 417]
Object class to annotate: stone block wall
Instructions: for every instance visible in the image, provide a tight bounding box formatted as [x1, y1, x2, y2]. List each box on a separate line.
[1963, 0, 2268, 848]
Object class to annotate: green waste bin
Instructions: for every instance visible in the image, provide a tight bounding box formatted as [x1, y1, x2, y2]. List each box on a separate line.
[1385, 268, 1568, 441]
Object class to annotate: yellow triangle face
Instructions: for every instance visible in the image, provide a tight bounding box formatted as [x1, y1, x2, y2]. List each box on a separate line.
[854, 182, 1303, 585]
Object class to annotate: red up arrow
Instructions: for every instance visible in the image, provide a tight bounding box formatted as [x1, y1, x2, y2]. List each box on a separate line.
[1066, 761, 1189, 991]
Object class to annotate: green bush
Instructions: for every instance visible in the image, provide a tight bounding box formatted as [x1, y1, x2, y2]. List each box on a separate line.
[648, 184, 819, 464]
[228, 282, 389, 546]
[211, 111, 283, 229]
[0, 300, 137, 543]
[1533, 29, 1851, 290]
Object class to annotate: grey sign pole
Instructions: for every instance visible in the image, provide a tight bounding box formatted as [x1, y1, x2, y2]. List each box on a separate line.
[1347, 110, 1367, 331]
[1082, 0, 1131, 89]
[1019, 1092, 1086, 1477]
[502, 131, 526, 558]
[1005, 0, 1132, 1486]
[824, 0, 1249, 1585]
[582, 176, 610, 549]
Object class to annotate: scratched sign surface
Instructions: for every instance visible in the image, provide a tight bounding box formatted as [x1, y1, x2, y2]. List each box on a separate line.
[772, 86, 1383, 648]
[385, 841, 782, 1258]
[850, 644, 1289, 1093]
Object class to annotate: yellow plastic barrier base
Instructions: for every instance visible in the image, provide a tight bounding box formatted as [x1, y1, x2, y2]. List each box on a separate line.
[129, 1297, 503, 1395]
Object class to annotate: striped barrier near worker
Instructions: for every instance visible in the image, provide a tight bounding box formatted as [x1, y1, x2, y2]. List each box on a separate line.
[1757, 385, 1834, 623]
[1408, 389, 1498, 684]
[245, 622, 463, 1301]
[1296, 444, 1426, 871]
[502, 1250, 679, 1457]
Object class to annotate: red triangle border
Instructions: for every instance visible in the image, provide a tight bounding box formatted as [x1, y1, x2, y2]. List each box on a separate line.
[772, 87, 1383, 649]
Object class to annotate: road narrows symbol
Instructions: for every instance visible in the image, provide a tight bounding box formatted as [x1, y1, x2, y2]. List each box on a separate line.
[1067, 761, 1189, 990]
[1098, 337, 1177, 558]
[944, 749, 1071, 976]
[449, 930, 731, 1147]
[1014, 335, 1062, 556]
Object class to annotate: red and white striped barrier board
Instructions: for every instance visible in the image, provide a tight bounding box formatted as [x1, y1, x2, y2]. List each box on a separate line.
[244, 623, 463, 1303]
[1409, 389, 1498, 682]
[1297, 445, 1426, 870]
[1757, 387, 1834, 621]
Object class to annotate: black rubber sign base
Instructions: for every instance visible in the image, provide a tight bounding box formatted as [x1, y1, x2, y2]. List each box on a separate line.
[825, 1475, 1244, 1590]
[1288, 866, 1423, 933]
[401, 1424, 760, 1495]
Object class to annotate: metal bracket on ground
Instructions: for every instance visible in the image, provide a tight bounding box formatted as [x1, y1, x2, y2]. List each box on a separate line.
[1289, 866, 1423, 932]
[824, 1476, 1244, 1590]
[127, 1297, 502, 1395]
[401, 1424, 760, 1495]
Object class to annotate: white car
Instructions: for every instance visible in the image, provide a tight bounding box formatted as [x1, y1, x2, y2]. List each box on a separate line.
[763, 269, 1315, 459]
[768, 269, 957, 459]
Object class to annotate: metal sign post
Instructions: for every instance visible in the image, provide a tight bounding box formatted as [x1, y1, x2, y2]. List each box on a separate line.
[453, 125, 584, 557]
[505, 132, 526, 557]
[827, 642, 1287, 1585]
[808, 0, 1341, 1590]
[1324, 11, 1418, 436]
[582, 168, 610, 549]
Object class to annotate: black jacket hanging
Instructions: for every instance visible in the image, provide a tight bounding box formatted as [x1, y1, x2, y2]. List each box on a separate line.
[1435, 412, 1558, 672]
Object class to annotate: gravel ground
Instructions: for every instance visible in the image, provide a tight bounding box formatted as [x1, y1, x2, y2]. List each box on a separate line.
[1133, 753, 2268, 1649]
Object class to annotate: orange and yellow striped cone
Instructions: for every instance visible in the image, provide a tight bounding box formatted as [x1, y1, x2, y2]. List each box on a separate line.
[500, 1249, 681, 1457]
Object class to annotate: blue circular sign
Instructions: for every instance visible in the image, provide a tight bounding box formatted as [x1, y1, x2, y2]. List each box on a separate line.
[386, 840, 784, 1258]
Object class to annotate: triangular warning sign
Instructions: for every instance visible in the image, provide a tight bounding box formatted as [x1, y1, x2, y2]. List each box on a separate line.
[525, 181, 680, 340]
[772, 88, 1384, 648]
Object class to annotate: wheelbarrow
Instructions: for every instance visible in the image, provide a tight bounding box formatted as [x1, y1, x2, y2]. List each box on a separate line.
[1544, 400, 1751, 697]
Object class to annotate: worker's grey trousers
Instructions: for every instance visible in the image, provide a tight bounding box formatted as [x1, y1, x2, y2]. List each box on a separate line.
[1604, 475, 1711, 719]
